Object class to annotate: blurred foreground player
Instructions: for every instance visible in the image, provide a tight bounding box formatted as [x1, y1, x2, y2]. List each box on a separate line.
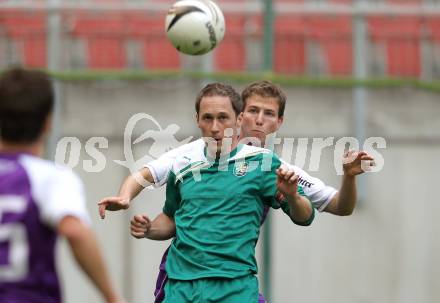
[0, 67, 124, 303]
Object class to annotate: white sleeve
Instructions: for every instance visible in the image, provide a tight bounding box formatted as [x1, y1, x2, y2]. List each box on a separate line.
[21, 156, 91, 229]
[21, 156, 91, 228]
[42, 169, 92, 227]
[281, 160, 338, 212]
[145, 139, 205, 187]
[144, 147, 181, 187]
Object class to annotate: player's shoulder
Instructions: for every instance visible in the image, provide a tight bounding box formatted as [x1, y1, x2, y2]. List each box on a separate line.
[158, 138, 205, 164]
[175, 138, 205, 154]
[19, 154, 81, 185]
[19, 155, 90, 227]
[230, 144, 275, 161]
[171, 139, 207, 174]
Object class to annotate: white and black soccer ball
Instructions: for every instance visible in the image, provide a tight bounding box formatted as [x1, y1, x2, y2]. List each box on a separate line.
[165, 0, 225, 56]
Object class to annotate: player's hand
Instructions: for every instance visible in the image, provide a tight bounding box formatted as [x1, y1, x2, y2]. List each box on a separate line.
[343, 150, 375, 176]
[98, 196, 130, 219]
[276, 165, 299, 201]
[275, 191, 285, 202]
[130, 214, 151, 239]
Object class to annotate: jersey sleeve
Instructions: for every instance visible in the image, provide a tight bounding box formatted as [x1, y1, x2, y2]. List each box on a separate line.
[261, 154, 315, 225]
[278, 198, 315, 226]
[259, 153, 282, 208]
[280, 159, 338, 212]
[162, 171, 181, 218]
[21, 156, 91, 229]
[42, 169, 91, 228]
[145, 139, 205, 187]
[145, 149, 179, 187]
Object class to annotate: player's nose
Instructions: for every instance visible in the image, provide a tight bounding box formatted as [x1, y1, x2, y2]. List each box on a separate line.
[211, 119, 221, 132]
[256, 112, 264, 125]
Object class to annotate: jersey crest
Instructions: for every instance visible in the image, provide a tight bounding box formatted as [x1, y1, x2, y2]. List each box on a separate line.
[233, 162, 249, 177]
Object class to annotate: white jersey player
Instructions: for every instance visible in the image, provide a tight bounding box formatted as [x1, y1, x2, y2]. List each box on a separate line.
[0, 67, 124, 303]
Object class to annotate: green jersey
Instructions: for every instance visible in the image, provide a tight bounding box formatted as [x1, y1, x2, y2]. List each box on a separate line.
[163, 144, 312, 280]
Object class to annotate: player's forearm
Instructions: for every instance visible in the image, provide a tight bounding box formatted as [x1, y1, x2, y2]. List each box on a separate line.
[286, 194, 314, 225]
[145, 213, 176, 240]
[118, 167, 154, 201]
[60, 218, 121, 302]
[326, 175, 357, 216]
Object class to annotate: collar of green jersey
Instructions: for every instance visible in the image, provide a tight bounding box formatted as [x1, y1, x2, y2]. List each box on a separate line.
[203, 143, 243, 165]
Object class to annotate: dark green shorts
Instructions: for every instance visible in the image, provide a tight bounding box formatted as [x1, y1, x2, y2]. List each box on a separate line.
[163, 275, 259, 303]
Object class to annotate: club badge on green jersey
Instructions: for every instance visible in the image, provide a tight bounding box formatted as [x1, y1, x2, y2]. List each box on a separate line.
[233, 162, 249, 177]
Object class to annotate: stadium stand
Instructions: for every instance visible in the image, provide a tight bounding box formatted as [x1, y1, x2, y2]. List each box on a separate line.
[0, 0, 438, 78]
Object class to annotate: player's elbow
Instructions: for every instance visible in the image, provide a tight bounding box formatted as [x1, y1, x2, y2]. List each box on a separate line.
[291, 208, 315, 226]
[340, 208, 354, 216]
[58, 216, 90, 242]
[334, 205, 355, 216]
[326, 195, 355, 216]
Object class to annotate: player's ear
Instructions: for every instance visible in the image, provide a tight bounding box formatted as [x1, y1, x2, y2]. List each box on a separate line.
[196, 113, 203, 131]
[277, 115, 283, 127]
[237, 112, 243, 127]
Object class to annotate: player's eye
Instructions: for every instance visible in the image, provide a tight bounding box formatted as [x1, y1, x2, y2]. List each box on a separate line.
[265, 111, 276, 117]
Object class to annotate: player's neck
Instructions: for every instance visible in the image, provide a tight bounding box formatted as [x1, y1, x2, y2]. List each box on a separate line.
[216, 140, 238, 158]
[205, 138, 239, 160]
[237, 135, 266, 147]
[0, 140, 44, 157]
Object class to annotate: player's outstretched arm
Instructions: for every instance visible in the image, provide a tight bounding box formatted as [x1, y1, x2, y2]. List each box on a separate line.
[98, 167, 154, 219]
[130, 213, 176, 241]
[324, 150, 375, 216]
[58, 216, 125, 303]
[276, 166, 314, 225]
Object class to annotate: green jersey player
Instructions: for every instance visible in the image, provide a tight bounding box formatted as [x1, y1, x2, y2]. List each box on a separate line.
[150, 83, 314, 302]
[99, 81, 375, 302]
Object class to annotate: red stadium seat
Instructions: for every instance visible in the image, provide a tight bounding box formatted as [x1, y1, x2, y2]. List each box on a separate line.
[427, 18, 440, 41]
[0, 11, 47, 67]
[71, 13, 127, 68]
[274, 16, 306, 74]
[127, 13, 180, 70]
[214, 14, 246, 72]
[306, 16, 353, 75]
[369, 16, 422, 77]
[274, 0, 352, 75]
[23, 36, 47, 67]
[0, 0, 435, 78]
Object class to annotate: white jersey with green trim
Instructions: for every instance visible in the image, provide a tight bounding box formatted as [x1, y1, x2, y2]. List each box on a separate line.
[145, 138, 337, 211]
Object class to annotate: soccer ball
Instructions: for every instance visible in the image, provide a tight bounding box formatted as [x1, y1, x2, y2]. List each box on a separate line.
[165, 0, 225, 56]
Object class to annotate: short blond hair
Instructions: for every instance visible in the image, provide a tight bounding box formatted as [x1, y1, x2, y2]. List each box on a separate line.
[241, 80, 286, 117]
